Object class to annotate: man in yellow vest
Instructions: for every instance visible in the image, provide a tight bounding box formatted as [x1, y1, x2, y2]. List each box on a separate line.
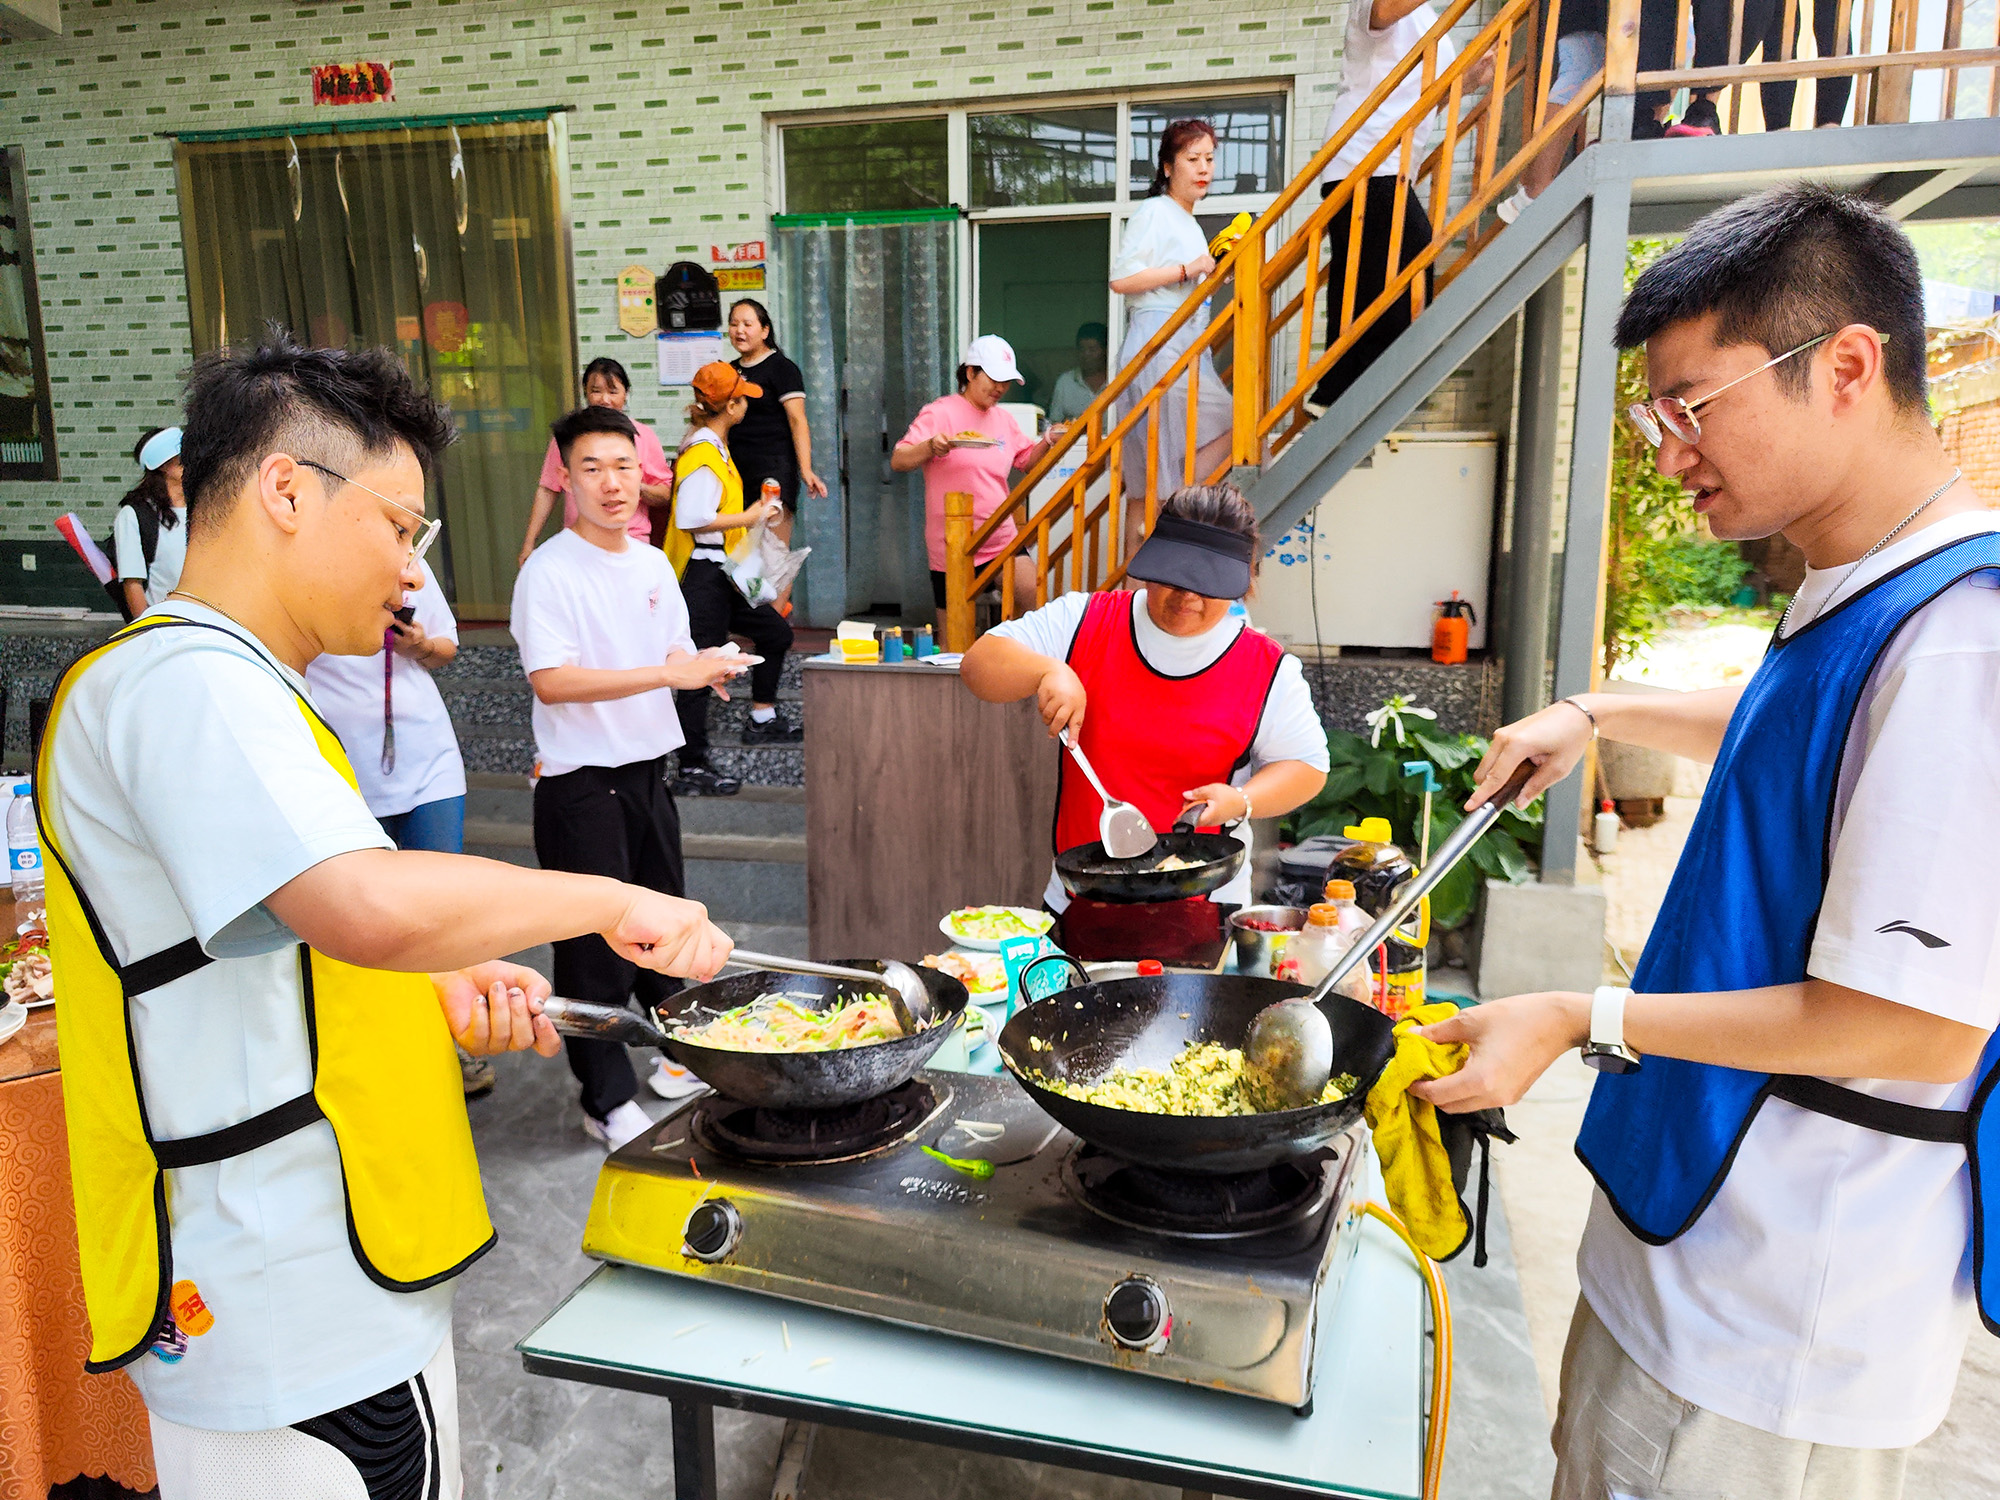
[38, 335, 733, 1499]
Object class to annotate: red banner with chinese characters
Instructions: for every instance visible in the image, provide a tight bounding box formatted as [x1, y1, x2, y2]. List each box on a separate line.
[312, 62, 394, 106]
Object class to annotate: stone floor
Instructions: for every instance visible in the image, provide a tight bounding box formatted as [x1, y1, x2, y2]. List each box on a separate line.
[453, 943, 1552, 1500]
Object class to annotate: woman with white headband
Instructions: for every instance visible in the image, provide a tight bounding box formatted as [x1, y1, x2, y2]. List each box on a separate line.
[114, 425, 188, 617]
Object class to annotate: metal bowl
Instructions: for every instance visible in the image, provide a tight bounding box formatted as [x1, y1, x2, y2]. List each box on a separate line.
[1228, 905, 1309, 976]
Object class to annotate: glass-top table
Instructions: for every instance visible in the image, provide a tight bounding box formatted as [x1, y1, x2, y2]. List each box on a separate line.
[518, 1213, 1428, 1500]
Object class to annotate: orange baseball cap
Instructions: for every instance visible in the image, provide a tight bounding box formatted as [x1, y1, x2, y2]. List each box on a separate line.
[691, 361, 762, 406]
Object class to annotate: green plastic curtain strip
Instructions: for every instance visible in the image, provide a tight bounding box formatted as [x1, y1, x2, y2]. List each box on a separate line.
[770, 206, 964, 229]
[165, 106, 570, 144]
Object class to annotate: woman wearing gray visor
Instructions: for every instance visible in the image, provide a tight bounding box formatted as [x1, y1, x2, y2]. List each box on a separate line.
[960, 485, 1329, 912]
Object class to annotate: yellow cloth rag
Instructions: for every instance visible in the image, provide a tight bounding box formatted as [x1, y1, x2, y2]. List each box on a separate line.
[1364, 1000, 1471, 1261]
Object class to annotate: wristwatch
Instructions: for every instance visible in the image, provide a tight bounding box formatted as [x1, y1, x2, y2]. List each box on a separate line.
[1581, 985, 1642, 1074]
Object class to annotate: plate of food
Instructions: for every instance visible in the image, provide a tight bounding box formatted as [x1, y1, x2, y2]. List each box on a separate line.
[938, 906, 1055, 952]
[0, 998, 23, 1047]
[948, 430, 1000, 449]
[923, 950, 1008, 995]
[1, 932, 52, 1010]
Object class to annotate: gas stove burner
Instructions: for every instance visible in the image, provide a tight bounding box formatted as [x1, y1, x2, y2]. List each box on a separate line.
[692, 1079, 950, 1165]
[1062, 1144, 1340, 1242]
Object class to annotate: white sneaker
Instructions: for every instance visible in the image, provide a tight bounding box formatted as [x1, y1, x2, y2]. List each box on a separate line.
[648, 1056, 709, 1101]
[584, 1099, 656, 1151]
[1496, 185, 1532, 225]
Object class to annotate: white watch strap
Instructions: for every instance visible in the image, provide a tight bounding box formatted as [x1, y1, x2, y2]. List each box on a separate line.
[1591, 986, 1632, 1050]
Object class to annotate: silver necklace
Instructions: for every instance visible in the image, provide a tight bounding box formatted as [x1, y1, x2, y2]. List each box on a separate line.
[1779, 469, 1962, 634]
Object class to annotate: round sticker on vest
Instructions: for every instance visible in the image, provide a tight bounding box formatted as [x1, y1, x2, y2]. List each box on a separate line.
[169, 1278, 215, 1337]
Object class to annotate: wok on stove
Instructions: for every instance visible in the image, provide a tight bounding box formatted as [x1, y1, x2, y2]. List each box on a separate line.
[1054, 828, 1245, 904]
[997, 973, 1397, 1175]
[655, 962, 968, 1110]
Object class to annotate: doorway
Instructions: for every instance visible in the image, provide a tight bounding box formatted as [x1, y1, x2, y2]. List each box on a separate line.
[975, 218, 1112, 422]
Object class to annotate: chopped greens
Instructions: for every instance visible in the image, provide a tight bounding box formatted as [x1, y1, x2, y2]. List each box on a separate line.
[673, 992, 907, 1052]
[1037, 1041, 1357, 1116]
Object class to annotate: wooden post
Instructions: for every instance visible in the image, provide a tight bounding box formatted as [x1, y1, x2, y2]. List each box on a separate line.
[943, 490, 976, 653]
[1231, 228, 1267, 471]
[1606, 0, 1642, 93]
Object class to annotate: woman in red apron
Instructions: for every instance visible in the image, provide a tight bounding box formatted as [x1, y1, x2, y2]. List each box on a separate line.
[961, 486, 1329, 912]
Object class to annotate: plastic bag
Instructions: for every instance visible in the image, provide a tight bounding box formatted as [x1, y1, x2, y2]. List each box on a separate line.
[724, 509, 810, 608]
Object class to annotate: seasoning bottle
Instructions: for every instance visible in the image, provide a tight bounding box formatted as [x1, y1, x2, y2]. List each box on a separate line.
[882, 626, 906, 663]
[1286, 902, 1374, 1005]
[913, 624, 935, 658]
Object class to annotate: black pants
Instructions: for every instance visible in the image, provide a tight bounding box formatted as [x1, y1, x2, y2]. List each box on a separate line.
[531, 756, 686, 1119]
[733, 447, 801, 514]
[1760, 0, 1852, 127]
[672, 556, 794, 767]
[1637, 0, 1758, 116]
[1313, 176, 1435, 411]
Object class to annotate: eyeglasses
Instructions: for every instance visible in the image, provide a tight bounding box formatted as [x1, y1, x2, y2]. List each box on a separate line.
[1626, 333, 1844, 448]
[297, 459, 441, 566]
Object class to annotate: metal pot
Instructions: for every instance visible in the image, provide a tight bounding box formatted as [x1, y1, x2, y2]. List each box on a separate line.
[1227, 904, 1308, 976]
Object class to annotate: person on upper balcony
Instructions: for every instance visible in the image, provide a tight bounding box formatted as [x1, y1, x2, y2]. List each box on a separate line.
[1309, 0, 1472, 413]
[1109, 119, 1234, 534]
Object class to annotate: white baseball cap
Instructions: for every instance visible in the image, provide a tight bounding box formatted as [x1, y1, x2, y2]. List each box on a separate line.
[962, 334, 1022, 385]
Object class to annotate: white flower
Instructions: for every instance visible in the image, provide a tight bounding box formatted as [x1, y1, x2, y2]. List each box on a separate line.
[1363, 696, 1437, 748]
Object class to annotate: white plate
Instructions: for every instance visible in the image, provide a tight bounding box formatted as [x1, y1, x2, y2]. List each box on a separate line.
[0, 1001, 24, 1046]
[937, 906, 1055, 953]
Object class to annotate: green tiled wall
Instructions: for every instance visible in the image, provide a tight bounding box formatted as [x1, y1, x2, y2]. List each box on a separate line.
[0, 0, 1496, 543]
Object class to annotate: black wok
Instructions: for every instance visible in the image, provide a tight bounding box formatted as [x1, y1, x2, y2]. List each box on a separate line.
[997, 972, 1397, 1174]
[546, 961, 968, 1110]
[1054, 828, 1245, 903]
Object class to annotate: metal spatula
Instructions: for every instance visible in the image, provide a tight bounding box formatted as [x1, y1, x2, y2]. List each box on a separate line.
[1059, 729, 1156, 860]
[727, 950, 935, 1037]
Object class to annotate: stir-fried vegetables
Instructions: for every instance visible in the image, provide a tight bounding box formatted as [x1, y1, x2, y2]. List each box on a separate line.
[672, 991, 908, 1052]
[1037, 1041, 1356, 1116]
[945, 906, 1052, 942]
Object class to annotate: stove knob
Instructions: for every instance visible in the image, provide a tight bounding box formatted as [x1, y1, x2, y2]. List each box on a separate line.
[1103, 1276, 1171, 1350]
[682, 1199, 742, 1263]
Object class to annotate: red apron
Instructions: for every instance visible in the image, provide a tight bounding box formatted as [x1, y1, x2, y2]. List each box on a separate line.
[1052, 591, 1285, 856]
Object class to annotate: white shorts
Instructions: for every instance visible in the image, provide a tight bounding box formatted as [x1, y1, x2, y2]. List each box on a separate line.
[1550, 32, 1608, 107]
[149, 1336, 460, 1500]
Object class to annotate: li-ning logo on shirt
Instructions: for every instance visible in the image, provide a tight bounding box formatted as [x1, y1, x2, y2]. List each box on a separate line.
[647, 586, 661, 614]
[1876, 919, 1951, 949]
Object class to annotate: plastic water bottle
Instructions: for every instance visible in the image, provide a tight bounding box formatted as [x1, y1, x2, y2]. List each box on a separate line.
[7, 785, 44, 933]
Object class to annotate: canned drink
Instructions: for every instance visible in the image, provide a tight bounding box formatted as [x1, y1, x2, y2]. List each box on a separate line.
[760, 479, 781, 504]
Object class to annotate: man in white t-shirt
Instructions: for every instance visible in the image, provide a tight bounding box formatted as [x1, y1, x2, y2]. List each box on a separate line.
[40, 336, 734, 1500]
[511, 403, 747, 1147]
[1420, 186, 2000, 1500]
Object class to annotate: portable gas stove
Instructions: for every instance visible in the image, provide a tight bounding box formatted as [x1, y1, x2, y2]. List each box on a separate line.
[581, 1070, 1368, 1410]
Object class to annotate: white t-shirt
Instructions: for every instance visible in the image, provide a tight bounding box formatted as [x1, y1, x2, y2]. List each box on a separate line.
[511, 527, 694, 778]
[304, 561, 467, 820]
[987, 590, 1330, 910]
[1319, 0, 1456, 186]
[113, 503, 189, 607]
[674, 428, 730, 563]
[44, 600, 451, 1430]
[1581, 508, 2000, 1449]
[1112, 197, 1213, 315]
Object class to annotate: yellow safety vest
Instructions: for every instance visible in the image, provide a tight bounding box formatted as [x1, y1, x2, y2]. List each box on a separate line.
[663, 437, 744, 578]
[38, 616, 494, 1372]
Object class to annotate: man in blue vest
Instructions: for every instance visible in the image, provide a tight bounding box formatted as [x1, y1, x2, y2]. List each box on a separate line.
[1421, 184, 1999, 1498]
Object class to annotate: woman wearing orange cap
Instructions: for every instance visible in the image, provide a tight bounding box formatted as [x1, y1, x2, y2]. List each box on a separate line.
[664, 361, 798, 798]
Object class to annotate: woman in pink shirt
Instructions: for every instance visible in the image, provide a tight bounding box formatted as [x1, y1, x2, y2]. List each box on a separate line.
[892, 335, 1067, 609]
[516, 357, 674, 566]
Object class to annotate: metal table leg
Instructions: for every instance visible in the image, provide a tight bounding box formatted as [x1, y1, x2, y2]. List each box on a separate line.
[671, 1395, 719, 1500]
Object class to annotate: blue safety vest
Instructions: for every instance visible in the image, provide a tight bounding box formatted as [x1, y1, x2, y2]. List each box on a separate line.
[1577, 531, 2000, 1335]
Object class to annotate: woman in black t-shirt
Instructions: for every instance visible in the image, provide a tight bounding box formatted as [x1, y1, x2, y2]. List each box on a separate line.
[726, 299, 825, 553]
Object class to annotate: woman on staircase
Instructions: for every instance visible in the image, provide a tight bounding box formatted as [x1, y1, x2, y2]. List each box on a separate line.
[1110, 119, 1235, 532]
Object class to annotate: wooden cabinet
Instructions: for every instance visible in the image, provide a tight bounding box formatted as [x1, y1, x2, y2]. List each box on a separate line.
[804, 660, 1059, 962]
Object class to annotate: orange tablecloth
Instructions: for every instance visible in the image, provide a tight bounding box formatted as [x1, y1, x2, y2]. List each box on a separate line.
[0, 1015, 156, 1499]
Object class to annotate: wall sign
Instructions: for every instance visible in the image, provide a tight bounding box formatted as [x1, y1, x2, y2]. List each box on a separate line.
[715, 266, 766, 293]
[616, 264, 657, 338]
[312, 62, 394, 106]
[424, 300, 469, 354]
[709, 241, 766, 265]
[657, 331, 729, 387]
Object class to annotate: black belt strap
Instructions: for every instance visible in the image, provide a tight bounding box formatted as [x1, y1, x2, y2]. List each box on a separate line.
[152, 1090, 326, 1170]
[1770, 1074, 1970, 1145]
[119, 937, 212, 997]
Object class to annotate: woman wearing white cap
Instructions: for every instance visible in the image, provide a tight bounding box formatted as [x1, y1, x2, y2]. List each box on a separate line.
[114, 425, 188, 618]
[891, 335, 1067, 610]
